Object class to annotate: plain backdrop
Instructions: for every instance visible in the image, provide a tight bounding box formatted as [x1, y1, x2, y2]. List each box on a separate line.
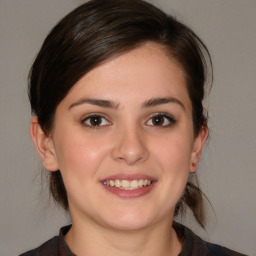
[0, 1, 255, 255]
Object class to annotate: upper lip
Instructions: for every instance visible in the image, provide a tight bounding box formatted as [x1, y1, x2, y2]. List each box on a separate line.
[101, 173, 157, 181]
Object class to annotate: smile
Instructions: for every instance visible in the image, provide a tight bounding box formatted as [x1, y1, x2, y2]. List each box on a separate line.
[102, 179, 152, 190]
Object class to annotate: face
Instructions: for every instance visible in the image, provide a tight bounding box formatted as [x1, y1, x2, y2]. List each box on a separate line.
[32, 42, 207, 231]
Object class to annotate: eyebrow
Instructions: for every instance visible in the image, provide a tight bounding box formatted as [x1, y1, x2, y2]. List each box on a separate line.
[69, 97, 184, 110]
[142, 97, 185, 110]
[69, 98, 119, 109]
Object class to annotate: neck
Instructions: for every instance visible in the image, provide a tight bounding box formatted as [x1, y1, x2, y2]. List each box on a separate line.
[65, 215, 182, 256]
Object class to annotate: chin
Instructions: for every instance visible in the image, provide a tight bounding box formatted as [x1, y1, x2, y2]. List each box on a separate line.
[102, 209, 157, 231]
[108, 220, 149, 231]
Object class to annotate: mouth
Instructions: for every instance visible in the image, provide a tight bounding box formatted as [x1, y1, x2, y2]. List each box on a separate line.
[102, 179, 153, 190]
[101, 175, 157, 198]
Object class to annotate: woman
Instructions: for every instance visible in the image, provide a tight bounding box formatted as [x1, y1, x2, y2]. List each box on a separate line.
[21, 0, 247, 255]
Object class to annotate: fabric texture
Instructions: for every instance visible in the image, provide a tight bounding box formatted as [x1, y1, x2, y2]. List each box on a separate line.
[20, 223, 248, 256]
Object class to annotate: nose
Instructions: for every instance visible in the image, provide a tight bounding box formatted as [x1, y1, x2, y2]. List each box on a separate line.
[111, 126, 149, 165]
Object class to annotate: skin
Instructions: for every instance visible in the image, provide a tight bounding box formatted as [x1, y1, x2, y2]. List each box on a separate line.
[31, 42, 208, 256]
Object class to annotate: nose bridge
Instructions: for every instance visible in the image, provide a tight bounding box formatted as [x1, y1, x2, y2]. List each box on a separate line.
[111, 121, 149, 165]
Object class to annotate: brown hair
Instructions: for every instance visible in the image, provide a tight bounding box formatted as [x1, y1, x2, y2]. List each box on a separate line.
[29, 0, 212, 228]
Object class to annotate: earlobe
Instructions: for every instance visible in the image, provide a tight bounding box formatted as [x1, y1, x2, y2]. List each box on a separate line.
[190, 127, 208, 173]
[30, 116, 59, 172]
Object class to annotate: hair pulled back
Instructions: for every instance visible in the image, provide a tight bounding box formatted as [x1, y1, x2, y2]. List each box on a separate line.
[29, 0, 212, 228]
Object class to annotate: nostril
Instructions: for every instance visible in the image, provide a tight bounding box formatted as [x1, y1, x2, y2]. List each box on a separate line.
[111, 129, 149, 164]
[112, 147, 149, 165]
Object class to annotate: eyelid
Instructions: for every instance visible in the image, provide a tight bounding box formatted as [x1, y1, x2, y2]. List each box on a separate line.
[145, 113, 176, 127]
[81, 113, 112, 128]
[80, 112, 176, 128]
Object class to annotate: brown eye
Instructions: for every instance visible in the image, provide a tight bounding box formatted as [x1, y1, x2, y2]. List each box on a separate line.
[89, 116, 102, 126]
[146, 114, 176, 127]
[152, 116, 164, 126]
[82, 115, 110, 127]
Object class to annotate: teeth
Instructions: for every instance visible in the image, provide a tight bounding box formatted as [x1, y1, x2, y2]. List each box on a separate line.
[115, 179, 121, 187]
[130, 180, 138, 189]
[121, 180, 129, 188]
[103, 179, 152, 190]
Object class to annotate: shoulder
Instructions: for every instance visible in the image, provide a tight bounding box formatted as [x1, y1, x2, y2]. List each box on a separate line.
[19, 225, 73, 256]
[173, 222, 248, 256]
[19, 236, 59, 256]
[202, 239, 248, 256]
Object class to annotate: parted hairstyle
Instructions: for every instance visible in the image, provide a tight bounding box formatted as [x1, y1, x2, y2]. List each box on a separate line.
[29, 0, 212, 228]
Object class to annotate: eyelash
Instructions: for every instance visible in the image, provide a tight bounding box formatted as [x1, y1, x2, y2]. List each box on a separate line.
[146, 113, 176, 128]
[81, 113, 176, 129]
[81, 114, 111, 129]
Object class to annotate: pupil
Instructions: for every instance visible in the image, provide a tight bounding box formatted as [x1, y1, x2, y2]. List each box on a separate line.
[153, 116, 163, 125]
[91, 117, 101, 126]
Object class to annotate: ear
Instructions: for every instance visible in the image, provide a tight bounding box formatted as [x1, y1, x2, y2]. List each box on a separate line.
[30, 116, 59, 172]
[190, 126, 208, 173]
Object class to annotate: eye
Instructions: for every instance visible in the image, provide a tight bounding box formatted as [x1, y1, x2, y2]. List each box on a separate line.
[82, 115, 111, 128]
[146, 114, 176, 127]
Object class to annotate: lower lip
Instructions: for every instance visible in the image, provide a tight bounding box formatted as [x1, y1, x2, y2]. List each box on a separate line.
[102, 182, 156, 199]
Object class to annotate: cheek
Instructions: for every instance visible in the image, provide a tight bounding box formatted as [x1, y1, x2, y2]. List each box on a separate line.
[152, 132, 193, 171]
[53, 134, 112, 206]
[150, 132, 193, 203]
[53, 130, 111, 178]
[150, 134, 191, 210]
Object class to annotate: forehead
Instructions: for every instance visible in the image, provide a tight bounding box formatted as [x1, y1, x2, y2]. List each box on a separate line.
[61, 42, 191, 109]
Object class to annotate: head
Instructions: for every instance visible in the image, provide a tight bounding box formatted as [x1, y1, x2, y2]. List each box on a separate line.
[29, 0, 212, 228]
